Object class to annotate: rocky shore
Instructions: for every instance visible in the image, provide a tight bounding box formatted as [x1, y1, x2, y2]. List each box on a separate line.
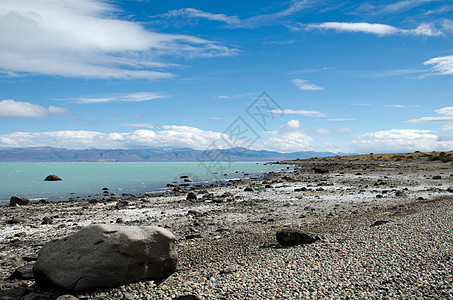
[1, 158, 452, 299]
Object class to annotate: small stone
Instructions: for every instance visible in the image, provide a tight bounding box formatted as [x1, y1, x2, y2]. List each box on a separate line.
[370, 220, 389, 227]
[41, 217, 53, 225]
[186, 192, 197, 201]
[432, 175, 442, 180]
[244, 187, 253, 192]
[116, 200, 129, 209]
[7, 217, 23, 224]
[56, 295, 79, 300]
[276, 228, 318, 246]
[9, 264, 34, 280]
[173, 295, 201, 300]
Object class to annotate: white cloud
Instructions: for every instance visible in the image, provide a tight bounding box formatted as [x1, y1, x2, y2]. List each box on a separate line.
[0, 127, 227, 150]
[304, 22, 400, 36]
[370, 0, 439, 14]
[315, 128, 352, 136]
[260, 131, 313, 152]
[119, 123, 156, 129]
[270, 109, 327, 117]
[0, 99, 48, 118]
[349, 129, 453, 152]
[385, 104, 405, 108]
[327, 118, 355, 121]
[0, 0, 237, 79]
[424, 55, 453, 75]
[280, 119, 302, 131]
[436, 107, 453, 115]
[161, 8, 239, 24]
[407, 106, 453, 130]
[0, 99, 72, 118]
[408, 23, 443, 37]
[48, 106, 74, 116]
[67, 92, 166, 104]
[160, 0, 313, 29]
[301, 22, 443, 37]
[291, 79, 324, 90]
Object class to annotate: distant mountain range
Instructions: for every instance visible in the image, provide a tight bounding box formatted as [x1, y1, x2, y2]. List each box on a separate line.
[0, 147, 355, 162]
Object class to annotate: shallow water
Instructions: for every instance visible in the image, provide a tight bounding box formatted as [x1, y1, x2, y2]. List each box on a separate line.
[0, 161, 288, 205]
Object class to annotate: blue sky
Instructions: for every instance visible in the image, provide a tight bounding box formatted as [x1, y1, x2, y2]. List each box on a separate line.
[1, 0, 453, 153]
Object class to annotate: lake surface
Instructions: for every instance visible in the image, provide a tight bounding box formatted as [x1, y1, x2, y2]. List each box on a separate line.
[0, 161, 289, 205]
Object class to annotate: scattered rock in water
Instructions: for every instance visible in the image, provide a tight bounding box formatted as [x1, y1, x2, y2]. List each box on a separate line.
[167, 183, 176, 187]
[180, 175, 189, 179]
[184, 178, 194, 182]
[9, 264, 34, 280]
[102, 187, 109, 191]
[370, 220, 389, 227]
[276, 228, 318, 246]
[10, 196, 30, 206]
[432, 175, 442, 180]
[44, 175, 62, 181]
[186, 192, 197, 201]
[33, 224, 177, 293]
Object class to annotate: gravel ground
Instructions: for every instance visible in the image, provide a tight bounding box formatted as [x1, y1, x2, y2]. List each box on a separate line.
[0, 159, 452, 299]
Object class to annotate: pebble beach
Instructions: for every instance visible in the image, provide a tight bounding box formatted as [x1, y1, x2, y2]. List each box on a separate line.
[0, 157, 452, 299]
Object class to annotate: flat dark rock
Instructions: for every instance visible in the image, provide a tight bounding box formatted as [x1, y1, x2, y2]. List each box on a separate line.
[276, 228, 318, 246]
[9, 264, 34, 280]
[370, 220, 389, 227]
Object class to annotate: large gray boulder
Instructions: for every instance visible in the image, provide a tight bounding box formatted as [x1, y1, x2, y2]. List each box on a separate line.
[33, 224, 177, 292]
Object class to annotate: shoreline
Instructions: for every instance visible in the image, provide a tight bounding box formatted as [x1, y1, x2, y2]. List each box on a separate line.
[0, 161, 291, 206]
[0, 158, 452, 299]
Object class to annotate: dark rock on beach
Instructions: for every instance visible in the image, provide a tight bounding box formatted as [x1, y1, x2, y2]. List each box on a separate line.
[9, 264, 34, 280]
[33, 224, 177, 293]
[44, 175, 62, 181]
[10, 196, 30, 206]
[276, 228, 318, 246]
[370, 220, 389, 227]
[186, 192, 197, 201]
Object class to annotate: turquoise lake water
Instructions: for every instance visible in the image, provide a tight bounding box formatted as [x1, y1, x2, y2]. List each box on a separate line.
[0, 161, 289, 205]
